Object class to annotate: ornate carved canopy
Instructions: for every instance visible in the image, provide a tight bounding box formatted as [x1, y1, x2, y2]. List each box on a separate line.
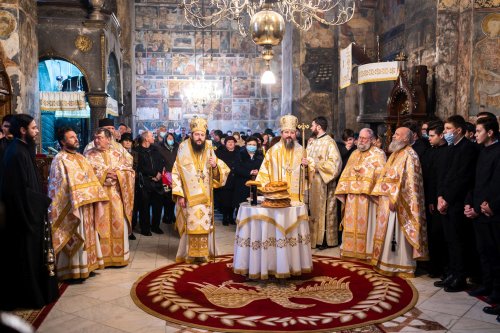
[0, 58, 12, 117]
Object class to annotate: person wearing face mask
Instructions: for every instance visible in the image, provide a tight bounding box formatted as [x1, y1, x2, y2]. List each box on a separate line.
[155, 132, 179, 225]
[435, 115, 479, 292]
[233, 136, 264, 209]
[215, 136, 240, 225]
[156, 126, 167, 143]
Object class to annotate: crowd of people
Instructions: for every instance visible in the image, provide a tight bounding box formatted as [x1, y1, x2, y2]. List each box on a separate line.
[0, 112, 499, 323]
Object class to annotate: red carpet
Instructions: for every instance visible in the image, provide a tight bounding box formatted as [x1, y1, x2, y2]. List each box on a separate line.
[132, 255, 418, 332]
[13, 283, 68, 329]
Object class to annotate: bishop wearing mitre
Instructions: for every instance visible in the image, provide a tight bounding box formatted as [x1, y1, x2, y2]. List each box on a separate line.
[256, 115, 314, 202]
[172, 117, 230, 263]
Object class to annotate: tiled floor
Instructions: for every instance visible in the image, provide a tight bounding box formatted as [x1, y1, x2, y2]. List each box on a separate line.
[36, 220, 500, 333]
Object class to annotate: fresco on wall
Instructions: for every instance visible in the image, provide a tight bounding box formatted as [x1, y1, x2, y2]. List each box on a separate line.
[134, 1, 280, 132]
[472, 12, 500, 113]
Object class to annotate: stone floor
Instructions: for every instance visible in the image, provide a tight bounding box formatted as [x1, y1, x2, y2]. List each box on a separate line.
[37, 220, 500, 333]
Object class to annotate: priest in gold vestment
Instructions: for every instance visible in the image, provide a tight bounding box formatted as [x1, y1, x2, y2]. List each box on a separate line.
[49, 128, 109, 280]
[335, 128, 386, 260]
[256, 115, 314, 201]
[370, 127, 428, 277]
[306, 116, 342, 248]
[85, 128, 135, 267]
[84, 118, 133, 167]
[172, 118, 230, 263]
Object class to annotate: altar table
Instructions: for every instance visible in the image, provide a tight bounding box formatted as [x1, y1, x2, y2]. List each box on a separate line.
[232, 202, 313, 279]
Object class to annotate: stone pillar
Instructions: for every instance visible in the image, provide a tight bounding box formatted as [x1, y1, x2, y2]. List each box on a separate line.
[87, 92, 109, 133]
[435, 1, 460, 119]
[116, 0, 134, 127]
[0, 0, 38, 116]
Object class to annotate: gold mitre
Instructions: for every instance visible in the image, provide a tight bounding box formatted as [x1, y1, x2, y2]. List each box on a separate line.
[190, 117, 208, 133]
[280, 114, 298, 132]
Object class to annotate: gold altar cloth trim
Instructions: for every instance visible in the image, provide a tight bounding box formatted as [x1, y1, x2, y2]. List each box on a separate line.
[40, 91, 86, 111]
[236, 214, 308, 235]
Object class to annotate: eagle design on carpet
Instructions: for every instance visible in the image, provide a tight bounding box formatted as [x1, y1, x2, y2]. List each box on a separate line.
[189, 276, 353, 309]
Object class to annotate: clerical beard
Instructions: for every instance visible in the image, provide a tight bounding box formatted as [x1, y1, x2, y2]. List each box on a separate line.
[283, 137, 295, 150]
[23, 132, 38, 148]
[357, 142, 371, 152]
[190, 137, 206, 153]
[388, 140, 406, 153]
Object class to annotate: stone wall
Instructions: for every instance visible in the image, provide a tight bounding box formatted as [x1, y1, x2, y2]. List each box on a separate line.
[0, 0, 38, 116]
[372, 0, 499, 121]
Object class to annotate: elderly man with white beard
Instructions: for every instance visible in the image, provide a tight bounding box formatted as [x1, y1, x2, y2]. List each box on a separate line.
[335, 128, 386, 260]
[370, 127, 429, 277]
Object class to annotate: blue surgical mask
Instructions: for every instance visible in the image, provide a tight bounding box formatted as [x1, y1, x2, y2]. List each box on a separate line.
[444, 132, 454, 145]
[167, 139, 174, 146]
[422, 133, 429, 139]
[246, 145, 257, 153]
[159, 132, 167, 138]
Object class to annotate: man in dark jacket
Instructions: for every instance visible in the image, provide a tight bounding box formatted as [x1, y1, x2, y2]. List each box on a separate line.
[422, 120, 449, 278]
[435, 115, 479, 292]
[404, 120, 430, 161]
[135, 131, 166, 236]
[465, 117, 500, 306]
[0, 114, 58, 310]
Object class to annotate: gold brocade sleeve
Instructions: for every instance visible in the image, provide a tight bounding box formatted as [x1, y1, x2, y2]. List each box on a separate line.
[315, 140, 341, 184]
[212, 158, 230, 188]
[255, 148, 272, 185]
[396, 149, 428, 258]
[370, 150, 404, 206]
[116, 169, 135, 229]
[171, 160, 185, 200]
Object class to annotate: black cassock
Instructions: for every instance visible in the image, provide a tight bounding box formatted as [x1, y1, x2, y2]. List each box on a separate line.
[0, 139, 58, 310]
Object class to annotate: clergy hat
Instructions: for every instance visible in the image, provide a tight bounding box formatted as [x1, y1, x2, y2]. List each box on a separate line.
[120, 133, 133, 143]
[98, 118, 115, 127]
[280, 114, 298, 132]
[189, 117, 208, 133]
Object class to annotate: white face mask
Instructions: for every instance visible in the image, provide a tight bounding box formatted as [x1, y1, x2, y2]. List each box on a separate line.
[159, 132, 167, 138]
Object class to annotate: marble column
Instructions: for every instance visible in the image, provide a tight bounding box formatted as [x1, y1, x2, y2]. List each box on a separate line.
[0, 0, 38, 116]
[87, 92, 109, 133]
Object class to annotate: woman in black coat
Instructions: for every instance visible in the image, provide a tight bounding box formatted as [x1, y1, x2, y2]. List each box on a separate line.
[233, 136, 264, 210]
[215, 136, 241, 225]
[155, 132, 179, 225]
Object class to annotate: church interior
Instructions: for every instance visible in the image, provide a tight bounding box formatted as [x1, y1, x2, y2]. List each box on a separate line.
[0, 0, 499, 332]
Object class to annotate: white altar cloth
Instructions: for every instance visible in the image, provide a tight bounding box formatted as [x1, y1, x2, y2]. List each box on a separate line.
[233, 202, 313, 279]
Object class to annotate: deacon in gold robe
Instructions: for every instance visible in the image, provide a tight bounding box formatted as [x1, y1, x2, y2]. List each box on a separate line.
[256, 115, 314, 201]
[49, 127, 109, 280]
[172, 117, 230, 263]
[84, 118, 133, 167]
[307, 116, 342, 249]
[370, 127, 428, 277]
[335, 128, 386, 260]
[85, 128, 135, 267]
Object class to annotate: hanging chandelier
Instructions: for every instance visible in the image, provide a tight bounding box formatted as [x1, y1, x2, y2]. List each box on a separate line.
[181, 27, 222, 108]
[182, 77, 221, 108]
[179, 0, 359, 36]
